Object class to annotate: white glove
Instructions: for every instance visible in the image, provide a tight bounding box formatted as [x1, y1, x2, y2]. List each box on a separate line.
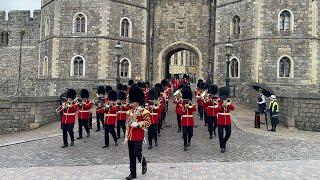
[124, 137, 128, 145]
[130, 122, 139, 128]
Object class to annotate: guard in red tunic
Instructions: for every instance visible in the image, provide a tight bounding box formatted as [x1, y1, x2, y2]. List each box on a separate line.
[196, 82, 204, 121]
[142, 82, 150, 105]
[103, 90, 119, 148]
[180, 87, 196, 151]
[172, 75, 180, 92]
[124, 87, 151, 180]
[116, 90, 130, 139]
[216, 87, 236, 153]
[59, 89, 78, 148]
[155, 83, 165, 136]
[146, 88, 160, 149]
[173, 89, 183, 132]
[77, 89, 93, 139]
[205, 85, 219, 139]
[95, 86, 106, 131]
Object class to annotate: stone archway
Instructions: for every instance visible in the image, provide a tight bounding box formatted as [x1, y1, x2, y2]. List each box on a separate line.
[156, 41, 204, 83]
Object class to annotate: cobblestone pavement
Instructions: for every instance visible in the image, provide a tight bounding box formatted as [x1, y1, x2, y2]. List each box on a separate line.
[1, 100, 320, 178]
[0, 160, 320, 180]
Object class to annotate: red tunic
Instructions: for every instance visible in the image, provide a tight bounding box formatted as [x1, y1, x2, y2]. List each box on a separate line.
[96, 96, 107, 114]
[61, 102, 78, 124]
[143, 88, 150, 105]
[104, 105, 118, 125]
[216, 101, 236, 125]
[149, 106, 160, 124]
[180, 103, 196, 127]
[127, 109, 151, 141]
[117, 104, 130, 121]
[78, 99, 93, 120]
[174, 98, 183, 115]
[203, 100, 210, 115]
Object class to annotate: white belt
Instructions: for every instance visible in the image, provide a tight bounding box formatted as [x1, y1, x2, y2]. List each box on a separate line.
[150, 113, 158, 116]
[79, 110, 90, 113]
[106, 114, 117, 117]
[181, 115, 193, 118]
[64, 113, 76, 115]
[207, 106, 215, 109]
[117, 111, 127, 114]
[218, 113, 230, 116]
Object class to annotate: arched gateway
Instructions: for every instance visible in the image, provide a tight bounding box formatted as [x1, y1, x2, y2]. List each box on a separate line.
[155, 41, 204, 83]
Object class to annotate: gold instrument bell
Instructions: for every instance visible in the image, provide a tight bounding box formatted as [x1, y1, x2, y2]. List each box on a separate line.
[200, 89, 208, 98]
[173, 89, 182, 97]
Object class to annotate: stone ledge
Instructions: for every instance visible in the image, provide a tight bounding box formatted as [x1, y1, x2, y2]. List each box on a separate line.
[0, 103, 12, 109]
[10, 96, 59, 103]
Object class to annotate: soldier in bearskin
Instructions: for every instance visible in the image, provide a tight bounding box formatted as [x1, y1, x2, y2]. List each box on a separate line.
[180, 86, 196, 151]
[215, 87, 236, 153]
[103, 90, 119, 148]
[155, 83, 165, 136]
[96, 86, 106, 131]
[124, 86, 151, 180]
[59, 89, 78, 148]
[205, 85, 219, 139]
[147, 88, 160, 149]
[117, 90, 130, 139]
[195, 82, 204, 121]
[77, 89, 92, 139]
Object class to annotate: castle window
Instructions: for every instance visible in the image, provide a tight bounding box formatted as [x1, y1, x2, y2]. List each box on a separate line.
[120, 58, 131, 78]
[73, 13, 87, 33]
[278, 56, 293, 78]
[174, 54, 178, 65]
[71, 55, 86, 76]
[231, 15, 241, 37]
[279, 10, 293, 31]
[43, 56, 49, 76]
[229, 57, 240, 78]
[0, 31, 9, 46]
[180, 51, 184, 65]
[45, 17, 50, 37]
[189, 52, 196, 66]
[120, 17, 132, 38]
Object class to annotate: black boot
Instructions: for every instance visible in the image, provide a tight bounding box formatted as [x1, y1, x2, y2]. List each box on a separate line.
[103, 145, 109, 148]
[155, 141, 158, 147]
[61, 144, 68, 148]
[70, 141, 74, 146]
[142, 159, 147, 174]
[148, 145, 152, 149]
[221, 148, 225, 153]
[77, 137, 82, 140]
[184, 146, 188, 151]
[125, 174, 136, 180]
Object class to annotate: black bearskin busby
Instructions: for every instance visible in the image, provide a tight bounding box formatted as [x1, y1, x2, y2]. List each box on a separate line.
[161, 79, 168, 87]
[149, 88, 159, 101]
[182, 87, 192, 101]
[80, 89, 90, 99]
[105, 86, 113, 94]
[128, 79, 134, 86]
[123, 85, 128, 92]
[198, 79, 204, 84]
[201, 83, 209, 90]
[155, 83, 164, 92]
[108, 90, 118, 101]
[197, 82, 203, 89]
[183, 74, 188, 79]
[145, 82, 150, 88]
[209, 84, 218, 95]
[117, 91, 127, 101]
[117, 84, 124, 91]
[97, 86, 106, 95]
[67, 89, 77, 100]
[129, 86, 144, 105]
[142, 82, 147, 89]
[218, 87, 230, 100]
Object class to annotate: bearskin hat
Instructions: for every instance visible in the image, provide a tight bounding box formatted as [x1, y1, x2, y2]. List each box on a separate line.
[80, 89, 90, 99]
[149, 88, 159, 101]
[105, 86, 113, 94]
[67, 89, 77, 100]
[218, 87, 230, 100]
[128, 79, 134, 86]
[182, 87, 192, 101]
[198, 79, 204, 84]
[145, 82, 150, 88]
[142, 82, 147, 89]
[197, 82, 203, 89]
[129, 86, 144, 105]
[201, 83, 209, 90]
[117, 91, 127, 101]
[123, 85, 128, 92]
[117, 84, 124, 91]
[97, 86, 106, 95]
[161, 79, 168, 87]
[155, 83, 164, 92]
[209, 84, 219, 95]
[108, 90, 118, 101]
[183, 74, 188, 79]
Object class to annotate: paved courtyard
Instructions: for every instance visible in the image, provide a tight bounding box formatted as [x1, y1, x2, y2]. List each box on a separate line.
[0, 101, 320, 179]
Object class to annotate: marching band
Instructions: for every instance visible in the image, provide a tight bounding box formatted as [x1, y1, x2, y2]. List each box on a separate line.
[56, 76, 236, 180]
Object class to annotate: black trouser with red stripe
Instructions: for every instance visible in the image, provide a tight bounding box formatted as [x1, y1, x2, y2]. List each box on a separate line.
[128, 141, 146, 176]
[177, 114, 181, 131]
[78, 119, 89, 137]
[198, 106, 204, 120]
[218, 125, 231, 149]
[96, 113, 104, 130]
[117, 120, 126, 138]
[148, 124, 158, 146]
[105, 125, 117, 146]
[182, 126, 193, 147]
[207, 116, 217, 137]
[62, 123, 74, 146]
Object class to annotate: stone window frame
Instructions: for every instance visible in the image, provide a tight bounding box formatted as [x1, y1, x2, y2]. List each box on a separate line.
[44, 17, 50, 37]
[43, 56, 49, 76]
[277, 55, 294, 78]
[70, 55, 86, 77]
[119, 17, 132, 38]
[120, 58, 132, 78]
[278, 9, 294, 32]
[230, 15, 241, 37]
[229, 56, 240, 79]
[0, 31, 9, 46]
[189, 51, 197, 67]
[73, 12, 88, 34]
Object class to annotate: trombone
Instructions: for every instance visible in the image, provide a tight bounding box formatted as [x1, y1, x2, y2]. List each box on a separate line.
[55, 98, 78, 112]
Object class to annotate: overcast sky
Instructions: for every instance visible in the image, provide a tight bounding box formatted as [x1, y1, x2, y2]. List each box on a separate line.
[0, 0, 41, 13]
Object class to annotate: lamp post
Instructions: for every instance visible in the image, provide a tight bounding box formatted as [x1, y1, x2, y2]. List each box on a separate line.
[225, 37, 234, 90]
[115, 40, 123, 87]
[16, 30, 26, 96]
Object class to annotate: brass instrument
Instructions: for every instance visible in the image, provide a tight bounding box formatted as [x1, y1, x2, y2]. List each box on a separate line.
[200, 89, 208, 98]
[55, 99, 77, 112]
[173, 89, 182, 98]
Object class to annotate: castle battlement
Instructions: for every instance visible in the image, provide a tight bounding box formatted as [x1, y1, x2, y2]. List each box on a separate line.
[0, 10, 41, 24]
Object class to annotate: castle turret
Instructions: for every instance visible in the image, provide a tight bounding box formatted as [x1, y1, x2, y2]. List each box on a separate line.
[0, 11, 5, 23]
[8, 10, 31, 23]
